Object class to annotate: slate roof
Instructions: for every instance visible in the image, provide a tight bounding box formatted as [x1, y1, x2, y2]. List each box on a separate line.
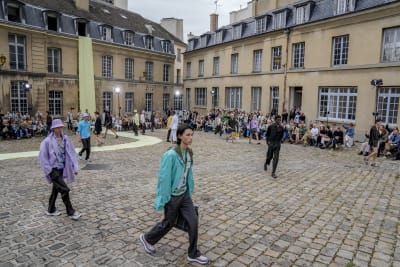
[0, 0, 184, 55]
[187, 0, 399, 51]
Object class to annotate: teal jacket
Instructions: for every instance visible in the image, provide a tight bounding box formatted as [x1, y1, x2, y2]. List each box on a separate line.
[154, 146, 194, 210]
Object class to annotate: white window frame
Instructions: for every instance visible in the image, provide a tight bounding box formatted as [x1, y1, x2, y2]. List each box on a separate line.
[253, 49, 262, 72]
[48, 90, 63, 116]
[251, 87, 262, 112]
[124, 31, 134, 46]
[198, 60, 204, 77]
[332, 35, 349, 65]
[125, 92, 134, 113]
[233, 24, 242, 39]
[163, 93, 170, 111]
[174, 94, 183, 111]
[216, 31, 223, 43]
[225, 87, 242, 110]
[270, 86, 279, 114]
[144, 36, 153, 50]
[274, 11, 286, 29]
[162, 40, 171, 53]
[102, 55, 113, 78]
[195, 88, 207, 106]
[295, 5, 310, 24]
[10, 80, 28, 113]
[163, 64, 170, 82]
[145, 93, 153, 112]
[272, 46, 282, 70]
[101, 26, 112, 41]
[125, 58, 134, 80]
[145, 61, 153, 81]
[231, 53, 239, 74]
[382, 27, 400, 63]
[201, 35, 208, 47]
[256, 16, 267, 34]
[8, 33, 26, 71]
[46, 13, 60, 32]
[377, 87, 400, 126]
[293, 42, 305, 68]
[211, 87, 219, 108]
[103, 91, 113, 112]
[336, 0, 355, 15]
[318, 87, 357, 122]
[48, 47, 61, 73]
[213, 57, 219, 76]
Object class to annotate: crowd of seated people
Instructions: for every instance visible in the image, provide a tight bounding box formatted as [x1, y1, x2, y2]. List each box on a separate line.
[0, 111, 48, 140]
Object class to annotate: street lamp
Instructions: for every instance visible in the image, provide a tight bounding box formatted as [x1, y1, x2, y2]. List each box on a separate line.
[210, 89, 215, 111]
[23, 82, 32, 116]
[114, 86, 121, 118]
[371, 79, 383, 122]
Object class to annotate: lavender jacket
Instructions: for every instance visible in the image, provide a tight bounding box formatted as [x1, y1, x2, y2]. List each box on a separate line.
[39, 133, 78, 184]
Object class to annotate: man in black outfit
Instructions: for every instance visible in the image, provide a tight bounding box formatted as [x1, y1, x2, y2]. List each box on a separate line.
[265, 115, 284, 178]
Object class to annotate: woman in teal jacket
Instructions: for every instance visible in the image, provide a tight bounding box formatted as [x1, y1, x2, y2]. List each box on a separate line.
[140, 124, 209, 265]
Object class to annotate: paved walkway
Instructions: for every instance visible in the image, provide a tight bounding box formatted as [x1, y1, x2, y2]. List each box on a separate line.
[0, 132, 161, 161]
[0, 129, 399, 267]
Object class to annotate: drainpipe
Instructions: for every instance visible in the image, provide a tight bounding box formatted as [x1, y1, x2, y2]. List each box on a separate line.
[282, 28, 290, 113]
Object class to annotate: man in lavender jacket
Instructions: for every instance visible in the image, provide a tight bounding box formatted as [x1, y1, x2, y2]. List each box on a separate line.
[39, 119, 81, 220]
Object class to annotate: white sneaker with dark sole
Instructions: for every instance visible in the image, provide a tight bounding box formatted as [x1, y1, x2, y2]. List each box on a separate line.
[140, 234, 156, 254]
[187, 255, 209, 265]
[46, 210, 61, 216]
[69, 212, 81, 221]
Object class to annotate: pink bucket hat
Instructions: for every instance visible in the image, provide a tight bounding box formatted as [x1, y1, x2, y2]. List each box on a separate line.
[50, 119, 64, 130]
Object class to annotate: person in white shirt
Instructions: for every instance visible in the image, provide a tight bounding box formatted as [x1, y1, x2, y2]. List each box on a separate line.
[170, 111, 179, 143]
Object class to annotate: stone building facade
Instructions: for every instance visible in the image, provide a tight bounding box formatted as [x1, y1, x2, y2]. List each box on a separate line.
[0, 0, 184, 119]
[184, 0, 400, 134]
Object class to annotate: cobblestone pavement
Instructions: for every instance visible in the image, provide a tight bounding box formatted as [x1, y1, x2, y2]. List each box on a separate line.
[0, 129, 399, 267]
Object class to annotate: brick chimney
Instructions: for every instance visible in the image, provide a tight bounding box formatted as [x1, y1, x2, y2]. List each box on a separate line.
[74, 0, 89, 11]
[210, 13, 219, 32]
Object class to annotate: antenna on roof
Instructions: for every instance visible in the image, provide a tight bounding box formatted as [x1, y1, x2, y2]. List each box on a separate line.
[213, 0, 222, 13]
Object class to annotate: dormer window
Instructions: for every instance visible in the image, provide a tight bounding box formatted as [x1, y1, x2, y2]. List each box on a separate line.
[336, 0, 356, 15]
[43, 11, 61, 32]
[200, 35, 208, 47]
[75, 18, 88, 36]
[256, 16, 267, 34]
[124, 31, 134, 46]
[7, 1, 25, 23]
[233, 24, 242, 39]
[100, 25, 113, 42]
[274, 10, 287, 29]
[161, 40, 171, 53]
[188, 39, 195, 50]
[144, 35, 153, 50]
[294, 1, 315, 24]
[216, 30, 223, 44]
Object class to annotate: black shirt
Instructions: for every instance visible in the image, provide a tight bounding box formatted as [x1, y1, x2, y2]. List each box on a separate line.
[266, 123, 284, 143]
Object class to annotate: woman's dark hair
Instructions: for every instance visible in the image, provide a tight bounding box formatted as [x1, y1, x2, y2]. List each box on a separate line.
[176, 124, 193, 145]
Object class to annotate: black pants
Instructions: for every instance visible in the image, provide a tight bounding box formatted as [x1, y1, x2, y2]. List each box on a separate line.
[79, 137, 91, 160]
[266, 142, 281, 174]
[166, 128, 171, 141]
[48, 169, 75, 216]
[145, 191, 200, 258]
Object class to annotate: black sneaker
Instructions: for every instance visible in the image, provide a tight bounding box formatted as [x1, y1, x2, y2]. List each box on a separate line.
[271, 173, 277, 178]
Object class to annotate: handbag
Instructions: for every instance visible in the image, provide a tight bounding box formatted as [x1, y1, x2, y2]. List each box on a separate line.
[174, 206, 198, 232]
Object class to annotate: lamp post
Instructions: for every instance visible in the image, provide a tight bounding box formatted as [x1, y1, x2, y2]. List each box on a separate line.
[210, 89, 215, 111]
[23, 82, 32, 116]
[371, 79, 383, 122]
[114, 86, 121, 118]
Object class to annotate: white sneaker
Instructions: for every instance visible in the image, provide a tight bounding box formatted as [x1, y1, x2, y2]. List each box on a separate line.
[46, 210, 61, 216]
[69, 212, 81, 221]
[187, 255, 209, 265]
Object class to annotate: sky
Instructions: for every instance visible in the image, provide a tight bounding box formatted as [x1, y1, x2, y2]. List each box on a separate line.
[128, 0, 249, 41]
